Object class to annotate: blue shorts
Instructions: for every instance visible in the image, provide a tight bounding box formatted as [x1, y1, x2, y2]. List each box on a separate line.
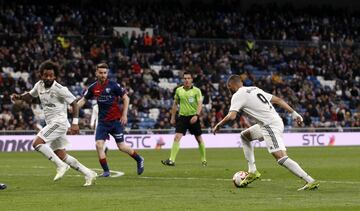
[95, 121, 124, 143]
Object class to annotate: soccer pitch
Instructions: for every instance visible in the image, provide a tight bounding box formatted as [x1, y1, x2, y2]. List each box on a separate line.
[1, 147, 359, 210]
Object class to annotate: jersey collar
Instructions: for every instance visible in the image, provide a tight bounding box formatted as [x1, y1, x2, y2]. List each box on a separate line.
[97, 79, 109, 86]
[183, 85, 194, 90]
[41, 80, 57, 91]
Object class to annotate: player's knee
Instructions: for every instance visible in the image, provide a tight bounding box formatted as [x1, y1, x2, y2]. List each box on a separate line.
[174, 133, 183, 142]
[32, 142, 39, 149]
[32, 138, 45, 149]
[273, 151, 288, 163]
[195, 135, 203, 143]
[240, 131, 251, 142]
[54, 150, 67, 160]
[117, 142, 128, 152]
[95, 141, 105, 149]
[277, 156, 289, 166]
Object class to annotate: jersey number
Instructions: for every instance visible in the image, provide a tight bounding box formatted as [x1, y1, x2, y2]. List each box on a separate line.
[257, 93, 272, 109]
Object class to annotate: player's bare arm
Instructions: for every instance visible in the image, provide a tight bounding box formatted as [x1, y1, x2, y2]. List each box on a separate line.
[170, 99, 178, 125]
[190, 97, 202, 124]
[70, 100, 80, 134]
[212, 111, 237, 135]
[270, 95, 303, 126]
[11, 92, 34, 103]
[120, 93, 129, 125]
[77, 97, 87, 108]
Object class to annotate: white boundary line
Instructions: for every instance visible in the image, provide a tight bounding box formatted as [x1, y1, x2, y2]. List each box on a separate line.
[0, 168, 125, 178]
[137, 176, 360, 185]
[92, 168, 125, 178]
[1, 168, 360, 185]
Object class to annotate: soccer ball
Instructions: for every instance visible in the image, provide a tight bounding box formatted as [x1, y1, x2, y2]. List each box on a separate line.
[0, 183, 7, 190]
[232, 171, 248, 187]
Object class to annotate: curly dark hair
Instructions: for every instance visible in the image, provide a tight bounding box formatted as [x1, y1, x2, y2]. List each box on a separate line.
[39, 60, 59, 77]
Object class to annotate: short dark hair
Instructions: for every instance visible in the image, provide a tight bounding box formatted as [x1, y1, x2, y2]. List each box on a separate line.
[183, 71, 192, 78]
[96, 63, 109, 70]
[227, 75, 242, 85]
[39, 60, 59, 76]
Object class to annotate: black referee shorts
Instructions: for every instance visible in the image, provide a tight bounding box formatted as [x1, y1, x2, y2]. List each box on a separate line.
[175, 115, 202, 136]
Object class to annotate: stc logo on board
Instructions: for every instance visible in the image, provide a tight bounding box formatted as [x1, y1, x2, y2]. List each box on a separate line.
[302, 134, 336, 146]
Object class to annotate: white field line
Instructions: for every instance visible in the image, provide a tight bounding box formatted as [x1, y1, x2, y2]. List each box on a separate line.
[137, 176, 360, 185]
[1, 166, 359, 185]
[92, 168, 125, 178]
[0, 168, 124, 178]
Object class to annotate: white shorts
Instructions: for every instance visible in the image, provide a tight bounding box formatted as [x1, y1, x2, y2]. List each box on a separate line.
[37, 121, 69, 151]
[243, 122, 286, 153]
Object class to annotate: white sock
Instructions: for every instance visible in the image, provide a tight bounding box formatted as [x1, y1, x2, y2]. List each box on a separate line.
[35, 144, 65, 167]
[241, 134, 257, 173]
[64, 155, 92, 176]
[278, 156, 314, 183]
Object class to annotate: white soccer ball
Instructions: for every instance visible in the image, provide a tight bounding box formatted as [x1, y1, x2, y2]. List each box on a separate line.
[232, 171, 248, 187]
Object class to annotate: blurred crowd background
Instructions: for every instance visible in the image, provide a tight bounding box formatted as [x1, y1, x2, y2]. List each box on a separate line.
[1, 0, 359, 132]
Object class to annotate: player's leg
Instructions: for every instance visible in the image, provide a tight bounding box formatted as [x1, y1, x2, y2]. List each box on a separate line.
[240, 124, 263, 173]
[52, 135, 97, 186]
[162, 133, 183, 166]
[162, 116, 186, 166]
[238, 125, 262, 187]
[264, 124, 319, 190]
[116, 142, 144, 175]
[272, 150, 319, 190]
[194, 135, 207, 166]
[96, 140, 110, 177]
[32, 123, 69, 180]
[112, 121, 144, 175]
[190, 116, 207, 166]
[95, 122, 111, 177]
[54, 150, 97, 186]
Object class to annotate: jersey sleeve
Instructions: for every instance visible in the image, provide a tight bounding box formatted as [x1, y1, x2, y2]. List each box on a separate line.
[229, 92, 244, 112]
[59, 87, 76, 104]
[29, 81, 40, 97]
[174, 88, 180, 102]
[114, 83, 127, 97]
[196, 88, 203, 102]
[83, 86, 93, 100]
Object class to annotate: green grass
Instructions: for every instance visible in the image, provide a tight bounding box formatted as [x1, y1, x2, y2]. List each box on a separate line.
[1, 147, 360, 210]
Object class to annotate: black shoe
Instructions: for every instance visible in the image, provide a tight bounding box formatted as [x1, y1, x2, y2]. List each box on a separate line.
[161, 159, 175, 166]
[202, 161, 207, 166]
[137, 157, 144, 175]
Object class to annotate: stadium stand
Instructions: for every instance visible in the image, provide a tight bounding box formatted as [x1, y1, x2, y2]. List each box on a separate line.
[0, 1, 359, 131]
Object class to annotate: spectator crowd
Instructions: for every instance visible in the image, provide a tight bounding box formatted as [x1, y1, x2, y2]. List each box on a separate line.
[0, 1, 359, 132]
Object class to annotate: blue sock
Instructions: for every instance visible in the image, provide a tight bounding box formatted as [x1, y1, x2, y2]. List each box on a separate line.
[99, 158, 109, 172]
[130, 151, 142, 162]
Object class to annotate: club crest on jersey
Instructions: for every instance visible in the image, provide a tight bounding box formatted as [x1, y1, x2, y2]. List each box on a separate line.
[105, 88, 111, 93]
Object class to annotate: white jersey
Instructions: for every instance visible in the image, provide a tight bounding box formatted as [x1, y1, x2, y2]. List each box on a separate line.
[29, 80, 76, 125]
[229, 86, 282, 126]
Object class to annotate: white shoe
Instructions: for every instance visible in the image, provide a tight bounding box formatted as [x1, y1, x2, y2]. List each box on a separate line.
[83, 171, 97, 187]
[54, 165, 70, 181]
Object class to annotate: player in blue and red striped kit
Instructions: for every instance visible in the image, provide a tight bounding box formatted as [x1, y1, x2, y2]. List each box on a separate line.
[78, 63, 144, 177]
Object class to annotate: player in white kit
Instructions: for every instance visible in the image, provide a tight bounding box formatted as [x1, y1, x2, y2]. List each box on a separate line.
[213, 75, 319, 191]
[11, 61, 97, 186]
